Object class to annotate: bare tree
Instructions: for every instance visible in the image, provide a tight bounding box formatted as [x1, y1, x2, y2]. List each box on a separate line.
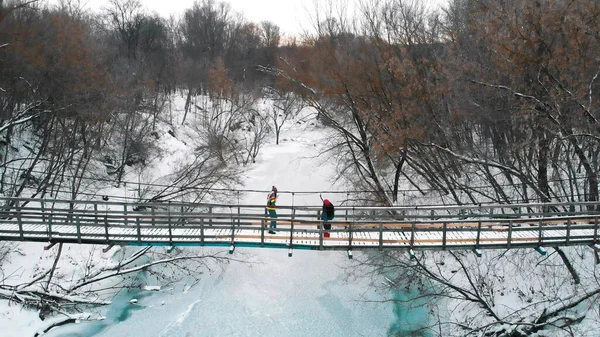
[0, 245, 241, 324]
[268, 89, 303, 145]
[349, 247, 600, 337]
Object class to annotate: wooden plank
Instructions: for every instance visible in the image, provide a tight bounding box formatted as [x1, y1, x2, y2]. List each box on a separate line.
[197, 231, 547, 245]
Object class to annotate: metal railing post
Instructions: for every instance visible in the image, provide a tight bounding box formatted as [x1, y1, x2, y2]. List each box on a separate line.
[181, 205, 184, 225]
[200, 218, 205, 246]
[104, 212, 109, 243]
[168, 203, 173, 246]
[442, 222, 447, 250]
[76, 215, 81, 244]
[594, 217, 599, 244]
[151, 207, 156, 226]
[123, 204, 128, 226]
[566, 218, 571, 245]
[229, 207, 236, 245]
[289, 208, 295, 249]
[209, 206, 213, 226]
[410, 222, 416, 249]
[319, 220, 324, 250]
[16, 200, 23, 241]
[42, 200, 51, 241]
[348, 222, 353, 250]
[507, 220, 513, 249]
[260, 218, 265, 247]
[379, 222, 383, 250]
[136, 216, 141, 245]
[475, 220, 482, 249]
[93, 204, 98, 243]
[538, 218, 543, 245]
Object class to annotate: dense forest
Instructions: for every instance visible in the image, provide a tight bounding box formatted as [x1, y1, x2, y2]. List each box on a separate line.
[2, 1, 600, 336]
[2, 0, 599, 207]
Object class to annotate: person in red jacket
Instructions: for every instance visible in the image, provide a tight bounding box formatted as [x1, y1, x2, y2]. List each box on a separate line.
[266, 186, 278, 234]
[321, 199, 335, 238]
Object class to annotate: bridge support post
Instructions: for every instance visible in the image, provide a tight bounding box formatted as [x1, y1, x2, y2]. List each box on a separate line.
[408, 249, 416, 260]
[347, 250, 353, 259]
[200, 218, 205, 246]
[288, 248, 292, 257]
[44, 242, 57, 250]
[102, 244, 114, 253]
[229, 244, 235, 254]
[472, 249, 482, 257]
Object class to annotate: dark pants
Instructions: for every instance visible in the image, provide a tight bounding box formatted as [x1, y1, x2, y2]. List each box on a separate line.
[267, 209, 277, 228]
[322, 214, 333, 230]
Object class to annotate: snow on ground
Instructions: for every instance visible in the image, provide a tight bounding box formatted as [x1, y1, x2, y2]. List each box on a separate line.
[0, 101, 397, 336]
[7, 94, 596, 336]
[78, 112, 396, 337]
[0, 242, 118, 337]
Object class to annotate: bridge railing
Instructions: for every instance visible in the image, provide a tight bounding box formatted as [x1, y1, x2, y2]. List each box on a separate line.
[0, 197, 599, 251]
[240, 201, 600, 222]
[1, 197, 600, 222]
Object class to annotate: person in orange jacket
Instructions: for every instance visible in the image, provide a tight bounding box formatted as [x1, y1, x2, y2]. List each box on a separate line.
[266, 186, 278, 234]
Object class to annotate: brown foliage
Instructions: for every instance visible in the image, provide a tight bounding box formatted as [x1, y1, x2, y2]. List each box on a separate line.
[2, 10, 112, 121]
[206, 57, 235, 98]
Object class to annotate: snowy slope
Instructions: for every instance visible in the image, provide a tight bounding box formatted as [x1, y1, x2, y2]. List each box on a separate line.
[66, 117, 395, 337]
[0, 106, 398, 337]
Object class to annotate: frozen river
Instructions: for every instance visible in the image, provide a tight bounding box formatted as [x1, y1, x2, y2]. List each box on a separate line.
[47, 248, 399, 337]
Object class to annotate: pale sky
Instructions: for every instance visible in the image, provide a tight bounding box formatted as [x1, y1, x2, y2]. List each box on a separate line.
[67, 0, 448, 38]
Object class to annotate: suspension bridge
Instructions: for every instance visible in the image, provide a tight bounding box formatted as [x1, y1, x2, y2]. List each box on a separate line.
[0, 197, 599, 257]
